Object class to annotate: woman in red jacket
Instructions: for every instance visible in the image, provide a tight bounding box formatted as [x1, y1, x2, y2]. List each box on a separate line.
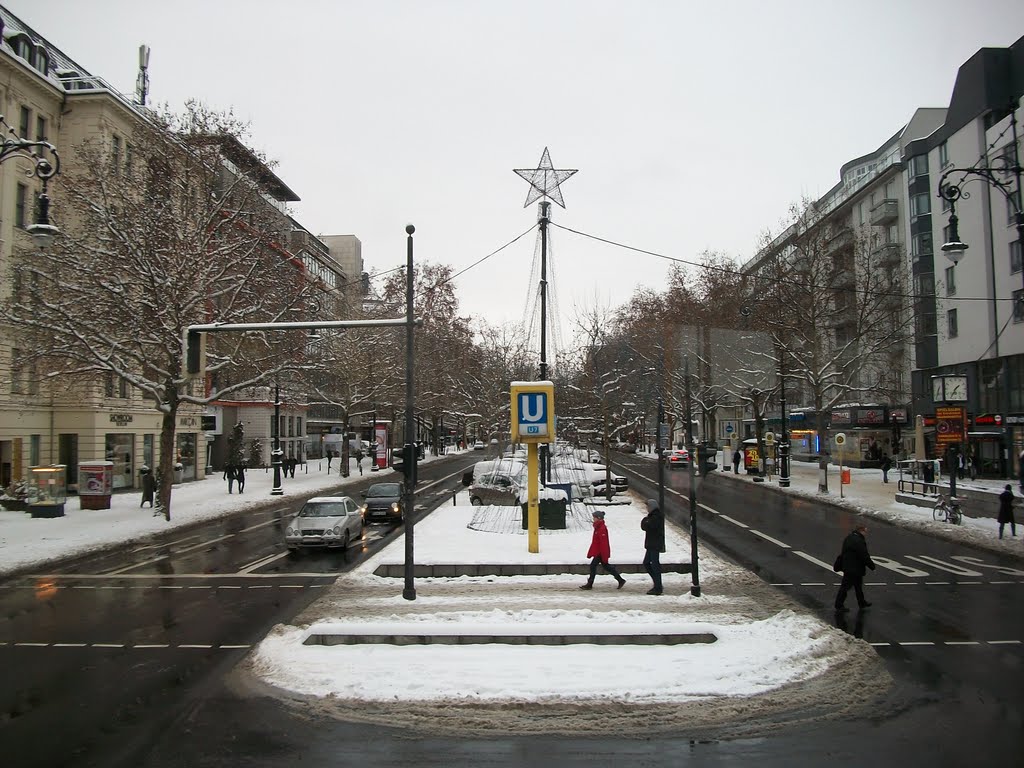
[580, 510, 626, 590]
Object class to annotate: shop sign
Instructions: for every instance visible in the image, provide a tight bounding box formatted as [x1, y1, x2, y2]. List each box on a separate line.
[857, 408, 884, 424]
[1005, 414, 1024, 426]
[935, 406, 966, 445]
[974, 414, 1003, 426]
[178, 415, 199, 429]
[890, 408, 907, 423]
[109, 413, 133, 426]
[830, 410, 852, 425]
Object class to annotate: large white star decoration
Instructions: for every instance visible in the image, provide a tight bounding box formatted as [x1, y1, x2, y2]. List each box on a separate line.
[514, 147, 577, 208]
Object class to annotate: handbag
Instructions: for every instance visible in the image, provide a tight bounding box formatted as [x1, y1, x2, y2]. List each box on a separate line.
[833, 554, 843, 572]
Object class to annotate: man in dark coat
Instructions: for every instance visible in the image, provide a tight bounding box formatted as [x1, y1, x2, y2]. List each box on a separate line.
[641, 499, 665, 595]
[834, 523, 876, 612]
[235, 463, 246, 494]
[224, 463, 236, 494]
[139, 467, 155, 508]
[998, 484, 1016, 539]
[732, 448, 741, 474]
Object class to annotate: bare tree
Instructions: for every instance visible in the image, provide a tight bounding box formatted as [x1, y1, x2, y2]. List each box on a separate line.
[2, 104, 314, 517]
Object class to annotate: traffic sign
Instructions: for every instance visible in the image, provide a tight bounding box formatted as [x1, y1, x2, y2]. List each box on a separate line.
[510, 381, 556, 443]
[765, 431, 775, 444]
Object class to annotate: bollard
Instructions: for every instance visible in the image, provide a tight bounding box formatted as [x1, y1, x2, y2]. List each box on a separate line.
[453, 492, 457, 506]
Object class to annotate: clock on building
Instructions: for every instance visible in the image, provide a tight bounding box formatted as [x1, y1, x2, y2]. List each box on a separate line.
[932, 374, 968, 402]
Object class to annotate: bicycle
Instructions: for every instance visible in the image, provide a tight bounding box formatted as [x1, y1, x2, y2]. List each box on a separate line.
[933, 494, 963, 525]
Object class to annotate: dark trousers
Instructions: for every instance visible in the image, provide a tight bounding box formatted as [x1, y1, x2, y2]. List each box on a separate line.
[237, 477, 245, 494]
[643, 548, 662, 591]
[835, 572, 867, 609]
[999, 520, 1016, 538]
[587, 556, 622, 584]
[227, 478, 235, 494]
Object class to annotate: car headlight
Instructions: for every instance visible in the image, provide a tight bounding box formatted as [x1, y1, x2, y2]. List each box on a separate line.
[360, 505, 368, 515]
[286, 528, 296, 536]
[391, 502, 399, 513]
[333, 526, 342, 536]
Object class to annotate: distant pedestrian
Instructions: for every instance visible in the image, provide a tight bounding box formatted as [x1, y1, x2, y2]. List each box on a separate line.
[139, 466, 155, 508]
[235, 463, 246, 494]
[732, 448, 741, 474]
[326, 449, 333, 472]
[834, 523, 876, 612]
[881, 454, 892, 484]
[355, 450, 364, 475]
[287, 456, 297, 478]
[957, 452, 965, 480]
[998, 484, 1017, 539]
[640, 499, 665, 595]
[580, 510, 626, 590]
[224, 463, 237, 494]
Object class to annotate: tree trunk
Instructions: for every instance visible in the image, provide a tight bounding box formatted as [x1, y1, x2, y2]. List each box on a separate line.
[341, 413, 350, 477]
[157, 386, 179, 520]
[817, 410, 830, 493]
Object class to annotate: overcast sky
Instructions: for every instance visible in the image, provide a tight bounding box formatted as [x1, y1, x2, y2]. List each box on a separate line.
[12, 0, 1024, 350]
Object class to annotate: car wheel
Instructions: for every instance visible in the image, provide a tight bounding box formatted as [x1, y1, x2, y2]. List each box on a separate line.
[471, 496, 483, 506]
[342, 531, 350, 550]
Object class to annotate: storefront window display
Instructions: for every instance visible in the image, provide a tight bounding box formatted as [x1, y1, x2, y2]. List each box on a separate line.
[105, 434, 134, 489]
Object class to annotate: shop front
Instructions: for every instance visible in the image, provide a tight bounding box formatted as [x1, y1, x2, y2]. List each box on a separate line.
[176, 414, 199, 482]
[968, 413, 1009, 478]
[829, 406, 901, 468]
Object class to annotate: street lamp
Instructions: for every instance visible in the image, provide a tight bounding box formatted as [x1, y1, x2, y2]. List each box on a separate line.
[778, 346, 791, 488]
[1, 114, 61, 248]
[271, 381, 283, 495]
[937, 105, 1023, 301]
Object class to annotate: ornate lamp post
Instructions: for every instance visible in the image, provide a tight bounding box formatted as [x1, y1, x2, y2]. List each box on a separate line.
[937, 106, 1023, 301]
[1, 114, 61, 247]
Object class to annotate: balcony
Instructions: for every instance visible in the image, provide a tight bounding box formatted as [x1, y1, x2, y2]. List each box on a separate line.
[869, 199, 899, 226]
[873, 242, 902, 267]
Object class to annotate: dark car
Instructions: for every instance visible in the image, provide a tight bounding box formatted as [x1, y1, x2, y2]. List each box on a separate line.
[360, 482, 405, 523]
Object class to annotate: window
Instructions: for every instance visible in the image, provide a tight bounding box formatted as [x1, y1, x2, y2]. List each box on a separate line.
[947, 309, 958, 338]
[1012, 240, 1022, 274]
[908, 155, 928, 179]
[124, 142, 133, 178]
[119, 376, 129, 398]
[112, 135, 122, 174]
[938, 142, 949, 168]
[104, 372, 115, 398]
[30, 435, 41, 467]
[945, 265, 956, 296]
[19, 106, 30, 138]
[1010, 195, 1019, 227]
[1015, 290, 1024, 323]
[15, 183, 28, 228]
[296, 417, 303, 436]
[11, 348, 24, 394]
[911, 232, 933, 259]
[28, 361, 38, 396]
[941, 194, 951, 213]
[36, 116, 47, 144]
[911, 193, 931, 217]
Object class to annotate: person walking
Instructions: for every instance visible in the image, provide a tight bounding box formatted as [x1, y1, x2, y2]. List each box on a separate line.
[834, 523, 876, 612]
[355, 449, 364, 475]
[224, 462, 236, 494]
[640, 499, 665, 595]
[139, 466, 155, 508]
[326, 449, 333, 472]
[998, 484, 1017, 539]
[235, 463, 246, 494]
[732, 448, 741, 474]
[881, 454, 892, 484]
[580, 510, 626, 590]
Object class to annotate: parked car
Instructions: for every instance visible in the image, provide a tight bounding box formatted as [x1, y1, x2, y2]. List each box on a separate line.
[615, 442, 637, 454]
[587, 465, 629, 495]
[468, 473, 523, 506]
[473, 441, 485, 450]
[360, 482, 405, 523]
[665, 448, 690, 469]
[285, 496, 363, 552]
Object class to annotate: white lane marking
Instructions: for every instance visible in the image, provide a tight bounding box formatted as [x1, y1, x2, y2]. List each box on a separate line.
[791, 550, 836, 572]
[925, 581, 950, 585]
[235, 517, 284, 535]
[238, 551, 289, 574]
[719, 515, 748, 528]
[134, 644, 170, 648]
[179, 644, 213, 649]
[800, 582, 827, 587]
[219, 644, 252, 649]
[749, 529, 791, 548]
[93, 643, 124, 648]
[28, 572, 337, 580]
[770, 583, 793, 586]
[988, 640, 1022, 645]
[905, 555, 983, 576]
[159, 585, 184, 590]
[944, 641, 980, 645]
[898, 642, 935, 646]
[958, 581, 983, 585]
[894, 582, 918, 585]
[133, 534, 199, 552]
[16, 642, 49, 647]
[870, 642, 891, 646]
[188, 585, 212, 590]
[249, 585, 273, 589]
[218, 585, 242, 589]
[73, 585, 98, 589]
[989, 580, 1015, 584]
[53, 643, 87, 647]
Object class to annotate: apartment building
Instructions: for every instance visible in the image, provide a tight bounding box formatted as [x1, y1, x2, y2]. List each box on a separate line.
[0, 6, 349, 492]
[902, 34, 1024, 477]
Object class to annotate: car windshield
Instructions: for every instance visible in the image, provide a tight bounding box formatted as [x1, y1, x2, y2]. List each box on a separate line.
[367, 484, 400, 497]
[299, 502, 345, 518]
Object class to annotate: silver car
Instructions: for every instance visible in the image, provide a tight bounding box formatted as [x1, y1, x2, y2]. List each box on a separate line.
[468, 473, 523, 506]
[285, 496, 363, 552]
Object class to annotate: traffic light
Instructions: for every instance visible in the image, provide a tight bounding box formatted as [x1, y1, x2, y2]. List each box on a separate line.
[391, 443, 418, 485]
[184, 329, 205, 377]
[697, 445, 717, 477]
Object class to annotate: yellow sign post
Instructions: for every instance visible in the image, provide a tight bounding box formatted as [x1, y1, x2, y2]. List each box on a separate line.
[510, 381, 555, 553]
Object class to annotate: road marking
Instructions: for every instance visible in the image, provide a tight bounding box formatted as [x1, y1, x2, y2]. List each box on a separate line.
[958, 581, 983, 585]
[93, 643, 124, 648]
[749, 529, 791, 548]
[219, 644, 252, 649]
[133, 534, 199, 552]
[53, 643, 87, 647]
[898, 641, 935, 646]
[16, 642, 49, 647]
[28, 572, 338, 580]
[870, 642, 891, 647]
[236, 517, 284, 535]
[249, 584, 273, 589]
[990, 580, 1015, 584]
[770, 583, 793, 586]
[134, 644, 170, 648]
[944, 641, 980, 645]
[894, 582, 918, 585]
[159, 585, 184, 590]
[925, 581, 950, 585]
[218, 585, 242, 589]
[179, 644, 213, 649]
[719, 515, 748, 528]
[800, 582, 827, 586]
[280, 584, 305, 589]
[791, 550, 836, 572]
[238, 551, 289, 574]
[73, 585, 98, 589]
[188, 585, 212, 589]
[988, 640, 1021, 645]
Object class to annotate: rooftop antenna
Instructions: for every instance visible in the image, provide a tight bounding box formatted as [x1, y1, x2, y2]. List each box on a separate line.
[136, 44, 150, 106]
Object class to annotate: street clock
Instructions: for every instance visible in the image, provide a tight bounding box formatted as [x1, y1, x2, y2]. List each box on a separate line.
[932, 374, 968, 403]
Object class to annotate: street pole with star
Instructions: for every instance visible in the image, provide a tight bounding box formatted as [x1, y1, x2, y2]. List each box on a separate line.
[514, 147, 577, 483]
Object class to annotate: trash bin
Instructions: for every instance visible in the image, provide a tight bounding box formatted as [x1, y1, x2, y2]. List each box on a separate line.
[520, 488, 568, 530]
[78, 461, 114, 510]
[173, 463, 184, 484]
[841, 468, 851, 485]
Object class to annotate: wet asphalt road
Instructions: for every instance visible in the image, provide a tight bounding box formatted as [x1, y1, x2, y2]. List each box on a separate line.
[3, 453, 1023, 767]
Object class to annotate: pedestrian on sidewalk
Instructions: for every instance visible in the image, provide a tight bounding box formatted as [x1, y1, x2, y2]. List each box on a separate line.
[833, 523, 875, 613]
[356, 450, 364, 475]
[881, 454, 892, 484]
[957, 452, 965, 480]
[224, 463, 237, 494]
[139, 466, 155, 508]
[998, 484, 1017, 539]
[326, 449, 333, 472]
[580, 510, 625, 590]
[235, 463, 246, 494]
[732, 448, 741, 474]
[640, 499, 665, 595]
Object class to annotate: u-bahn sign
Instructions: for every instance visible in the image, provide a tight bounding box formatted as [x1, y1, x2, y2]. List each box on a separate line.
[510, 381, 555, 443]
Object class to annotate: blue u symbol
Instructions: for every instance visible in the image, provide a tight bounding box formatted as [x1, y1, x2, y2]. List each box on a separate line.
[521, 394, 543, 422]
